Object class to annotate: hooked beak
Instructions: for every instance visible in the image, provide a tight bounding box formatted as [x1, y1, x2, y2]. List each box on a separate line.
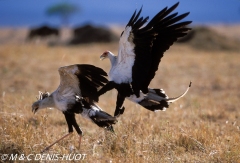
[32, 103, 39, 114]
[100, 55, 106, 60]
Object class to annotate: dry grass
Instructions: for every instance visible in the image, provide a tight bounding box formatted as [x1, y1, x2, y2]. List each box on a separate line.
[0, 30, 240, 162]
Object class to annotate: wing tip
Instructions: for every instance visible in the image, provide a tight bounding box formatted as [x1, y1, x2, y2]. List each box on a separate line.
[173, 2, 180, 8]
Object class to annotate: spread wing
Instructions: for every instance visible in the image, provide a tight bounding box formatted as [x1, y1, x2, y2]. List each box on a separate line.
[117, 2, 191, 96]
[58, 64, 108, 102]
[139, 3, 192, 91]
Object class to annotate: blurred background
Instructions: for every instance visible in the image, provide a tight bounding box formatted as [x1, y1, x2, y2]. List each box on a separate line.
[0, 0, 240, 46]
[0, 0, 240, 27]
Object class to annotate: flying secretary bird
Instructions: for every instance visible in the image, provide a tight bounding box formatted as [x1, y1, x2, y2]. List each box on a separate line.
[32, 64, 117, 152]
[98, 2, 192, 116]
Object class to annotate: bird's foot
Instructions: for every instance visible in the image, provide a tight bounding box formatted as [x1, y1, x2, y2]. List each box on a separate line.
[106, 125, 115, 133]
[114, 106, 125, 117]
[41, 147, 50, 154]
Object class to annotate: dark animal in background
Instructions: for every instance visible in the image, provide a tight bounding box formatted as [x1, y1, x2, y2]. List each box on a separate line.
[69, 24, 118, 44]
[27, 25, 59, 40]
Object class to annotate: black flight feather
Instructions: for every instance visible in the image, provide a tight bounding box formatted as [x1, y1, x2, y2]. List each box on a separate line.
[128, 2, 191, 95]
[75, 65, 108, 102]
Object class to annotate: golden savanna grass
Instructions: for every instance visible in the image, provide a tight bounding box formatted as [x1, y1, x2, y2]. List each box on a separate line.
[0, 27, 240, 162]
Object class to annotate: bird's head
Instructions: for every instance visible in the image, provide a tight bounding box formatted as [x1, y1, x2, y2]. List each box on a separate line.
[32, 91, 52, 114]
[100, 51, 114, 60]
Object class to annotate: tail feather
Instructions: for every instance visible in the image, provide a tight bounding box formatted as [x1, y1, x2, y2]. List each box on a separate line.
[92, 104, 117, 122]
[94, 110, 117, 122]
[166, 81, 192, 103]
[90, 104, 117, 132]
[127, 81, 191, 111]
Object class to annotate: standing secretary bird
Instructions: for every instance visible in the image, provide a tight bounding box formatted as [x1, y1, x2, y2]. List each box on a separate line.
[98, 2, 192, 116]
[32, 64, 118, 152]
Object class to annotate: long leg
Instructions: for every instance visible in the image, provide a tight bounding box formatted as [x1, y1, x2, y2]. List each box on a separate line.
[64, 112, 82, 150]
[97, 81, 116, 99]
[70, 113, 83, 150]
[114, 93, 125, 117]
[41, 132, 72, 153]
[41, 112, 82, 152]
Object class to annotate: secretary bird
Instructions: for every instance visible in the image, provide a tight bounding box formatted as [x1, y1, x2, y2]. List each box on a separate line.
[98, 2, 192, 116]
[32, 64, 118, 152]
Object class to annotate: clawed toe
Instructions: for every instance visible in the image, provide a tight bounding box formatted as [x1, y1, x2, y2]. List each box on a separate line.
[114, 106, 125, 117]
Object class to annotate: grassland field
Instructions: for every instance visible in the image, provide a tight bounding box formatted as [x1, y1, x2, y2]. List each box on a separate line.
[0, 26, 240, 162]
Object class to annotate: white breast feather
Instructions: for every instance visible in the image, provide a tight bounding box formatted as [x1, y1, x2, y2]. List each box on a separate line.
[126, 92, 145, 103]
[110, 26, 135, 84]
[81, 106, 99, 120]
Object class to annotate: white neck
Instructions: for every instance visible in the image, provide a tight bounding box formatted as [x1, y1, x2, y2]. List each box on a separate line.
[108, 52, 117, 67]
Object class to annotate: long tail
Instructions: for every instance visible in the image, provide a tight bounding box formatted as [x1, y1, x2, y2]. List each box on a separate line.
[165, 81, 192, 103]
[89, 104, 117, 132]
[127, 81, 192, 111]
